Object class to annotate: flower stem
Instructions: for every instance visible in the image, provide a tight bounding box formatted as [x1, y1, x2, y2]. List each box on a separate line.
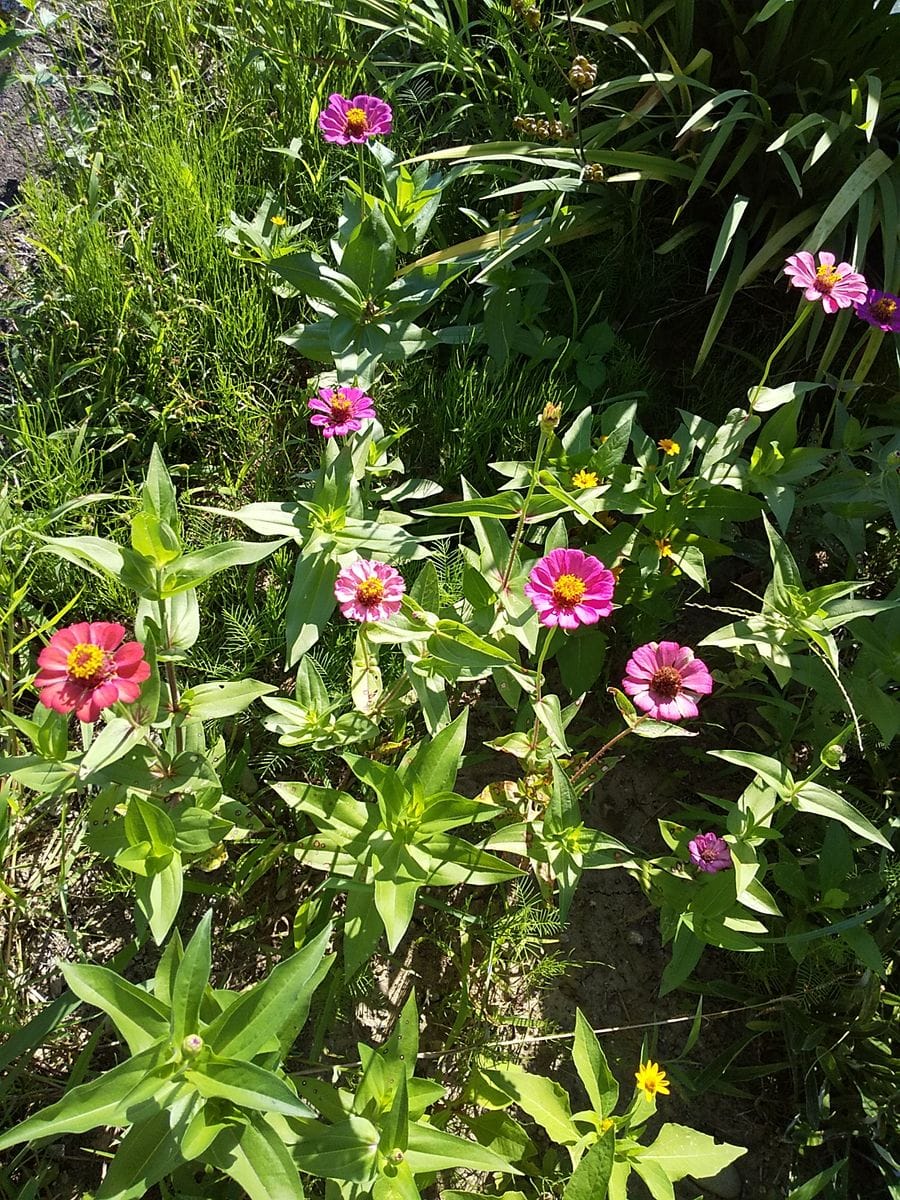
[748, 303, 814, 416]
[357, 144, 367, 227]
[529, 625, 556, 752]
[571, 715, 648, 783]
[500, 427, 549, 593]
[158, 597, 184, 757]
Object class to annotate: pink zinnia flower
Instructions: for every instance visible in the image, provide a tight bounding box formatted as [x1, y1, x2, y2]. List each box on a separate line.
[308, 386, 375, 438]
[318, 94, 393, 145]
[35, 621, 151, 723]
[622, 641, 713, 721]
[855, 288, 900, 333]
[334, 559, 405, 622]
[688, 832, 731, 874]
[783, 251, 868, 314]
[524, 548, 615, 630]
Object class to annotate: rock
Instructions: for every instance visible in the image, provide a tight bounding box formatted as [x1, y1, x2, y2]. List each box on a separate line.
[696, 1163, 742, 1199]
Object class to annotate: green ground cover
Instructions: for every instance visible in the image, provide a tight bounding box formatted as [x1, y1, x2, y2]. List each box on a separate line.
[0, 0, 898, 1197]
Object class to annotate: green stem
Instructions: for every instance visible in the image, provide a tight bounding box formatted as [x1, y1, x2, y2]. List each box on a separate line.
[748, 304, 814, 416]
[500, 427, 549, 592]
[529, 625, 556, 752]
[158, 597, 184, 757]
[357, 143, 367, 227]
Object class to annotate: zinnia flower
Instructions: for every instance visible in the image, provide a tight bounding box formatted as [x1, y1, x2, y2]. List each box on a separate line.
[524, 547, 615, 630]
[335, 559, 405, 622]
[688, 831, 732, 874]
[35, 622, 151, 723]
[635, 1061, 669, 1102]
[657, 438, 680, 456]
[318, 94, 392, 145]
[783, 251, 868, 314]
[308, 386, 375, 438]
[855, 288, 900, 333]
[571, 468, 599, 489]
[622, 641, 712, 721]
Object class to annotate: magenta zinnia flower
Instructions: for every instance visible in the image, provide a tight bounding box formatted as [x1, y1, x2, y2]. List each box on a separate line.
[335, 559, 405, 622]
[855, 288, 900, 333]
[783, 251, 868, 314]
[524, 548, 615, 630]
[688, 832, 731, 874]
[35, 621, 151, 723]
[308, 386, 375, 438]
[318, 94, 393, 145]
[622, 641, 712, 721]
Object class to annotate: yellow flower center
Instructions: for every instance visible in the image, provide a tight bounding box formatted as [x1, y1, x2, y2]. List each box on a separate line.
[635, 1060, 669, 1101]
[872, 297, 897, 320]
[66, 643, 106, 680]
[330, 397, 353, 421]
[813, 262, 842, 293]
[345, 107, 369, 136]
[572, 469, 599, 489]
[356, 577, 385, 606]
[650, 665, 682, 699]
[551, 573, 586, 608]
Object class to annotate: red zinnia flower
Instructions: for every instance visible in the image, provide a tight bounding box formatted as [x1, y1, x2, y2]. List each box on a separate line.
[35, 621, 151, 723]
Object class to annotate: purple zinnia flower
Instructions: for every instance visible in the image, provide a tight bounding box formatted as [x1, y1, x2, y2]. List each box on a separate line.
[524, 548, 615, 631]
[854, 289, 900, 333]
[318, 94, 392, 145]
[622, 641, 713, 722]
[308, 386, 375, 438]
[688, 832, 732, 874]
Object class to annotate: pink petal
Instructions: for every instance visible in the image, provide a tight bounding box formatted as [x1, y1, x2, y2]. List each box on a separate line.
[89, 622, 125, 650]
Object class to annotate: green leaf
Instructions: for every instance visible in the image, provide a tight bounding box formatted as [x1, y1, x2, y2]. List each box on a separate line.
[209, 1115, 307, 1200]
[398, 708, 467, 798]
[0, 1045, 164, 1150]
[481, 1065, 580, 1145]
[534, 696, 571, 755]
[131, 512, 182, 567]
[143, 445, 178, 527]
[709, 749, 794, 798]
[95, 1099, 190, 1200]
[404, 1121, 517, 1174]
[563, 1128, 615, 1200]
[793, 781, 891, 849]
[292, 1114, 380, 1182]
[572, 1010, 618, 1119]
[374, 879, 419, 952]
[285, 552, 340, 666]
[180, 679, 276, 721]
[641, 1122, 746, 1182]
[171, 911, 212, 1046]
[163, 539, 282, 596]
[141, 851, 184, 945]
[267, 249, 366, 314]
[78, 718, 147, 780]
[125, 796, 176, 857]
[187, 1059, 314, 1117]
[204, 924, 333, 1059]
[60, 963, 169, 1053]
[38, 534, 125, 580]
[660, 921, 704, 996]
[804, 149, 892, 251]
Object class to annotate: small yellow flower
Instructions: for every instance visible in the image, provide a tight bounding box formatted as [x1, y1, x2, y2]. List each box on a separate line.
[599, 435, 608, 445]
[572, 468, 599, 489]
[600, 1117, 614, 1133]
[655, 537, 672, 557]
[657, 438, 680, 457]
[271, 214, 287, 227]
[635, 1060, 669, 1102]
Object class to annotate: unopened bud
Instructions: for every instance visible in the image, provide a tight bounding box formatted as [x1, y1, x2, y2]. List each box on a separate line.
[568, 55, 597, 91]
[539, 402, 562, 434]
[181, 1034, 204, 1057]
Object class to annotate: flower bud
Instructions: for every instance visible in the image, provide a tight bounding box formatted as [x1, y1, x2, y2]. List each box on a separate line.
[568, 55, 597, 91]
[582, 162, 605, 184]
[539, 402, 562, 434]
[181, 1034, 204, 1057]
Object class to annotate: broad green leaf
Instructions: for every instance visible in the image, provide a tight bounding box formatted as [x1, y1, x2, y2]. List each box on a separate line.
[171, 911, 212, 1046]
[398, 708, 467, 798]
[793, 781, 891, 849]
[563, 1128, 615, 1200]
[404, 1121, 517, 1174]
[181, 679, 276, 721]
[641, 1122, 746, 1182]
[572, 1010, 618, 1118]
[481, 1065, 580, 1145]
[79, 718, 147, 780]
[60, 963, 169, 1053]
[630, 1158, 675, 1200]
[0, 1045, 164, 1150]
[186, 1059, 314, 1117]
[209, 1114, 307, 1200]
[285, 552, 340, 666]
[143, 444, 178, 527]
[204, 924, 333, 1059]
[95, 1096, 192, 1200]
[163, 539, 282, 596]
[292, 1114, 380, 1182]
[125, 796, 176, 857]
[803, 149, 892, 251]
[267, 249, 366, 314]
[709, 749, 794, 797]
[374, 879, 419, 951]
[142, 851, 184, 945]
[660, 921, 704, 996]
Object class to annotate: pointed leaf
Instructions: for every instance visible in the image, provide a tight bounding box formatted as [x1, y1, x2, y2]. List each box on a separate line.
[60, 963, 169, 1053]
[171, 911, 212, 1046]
